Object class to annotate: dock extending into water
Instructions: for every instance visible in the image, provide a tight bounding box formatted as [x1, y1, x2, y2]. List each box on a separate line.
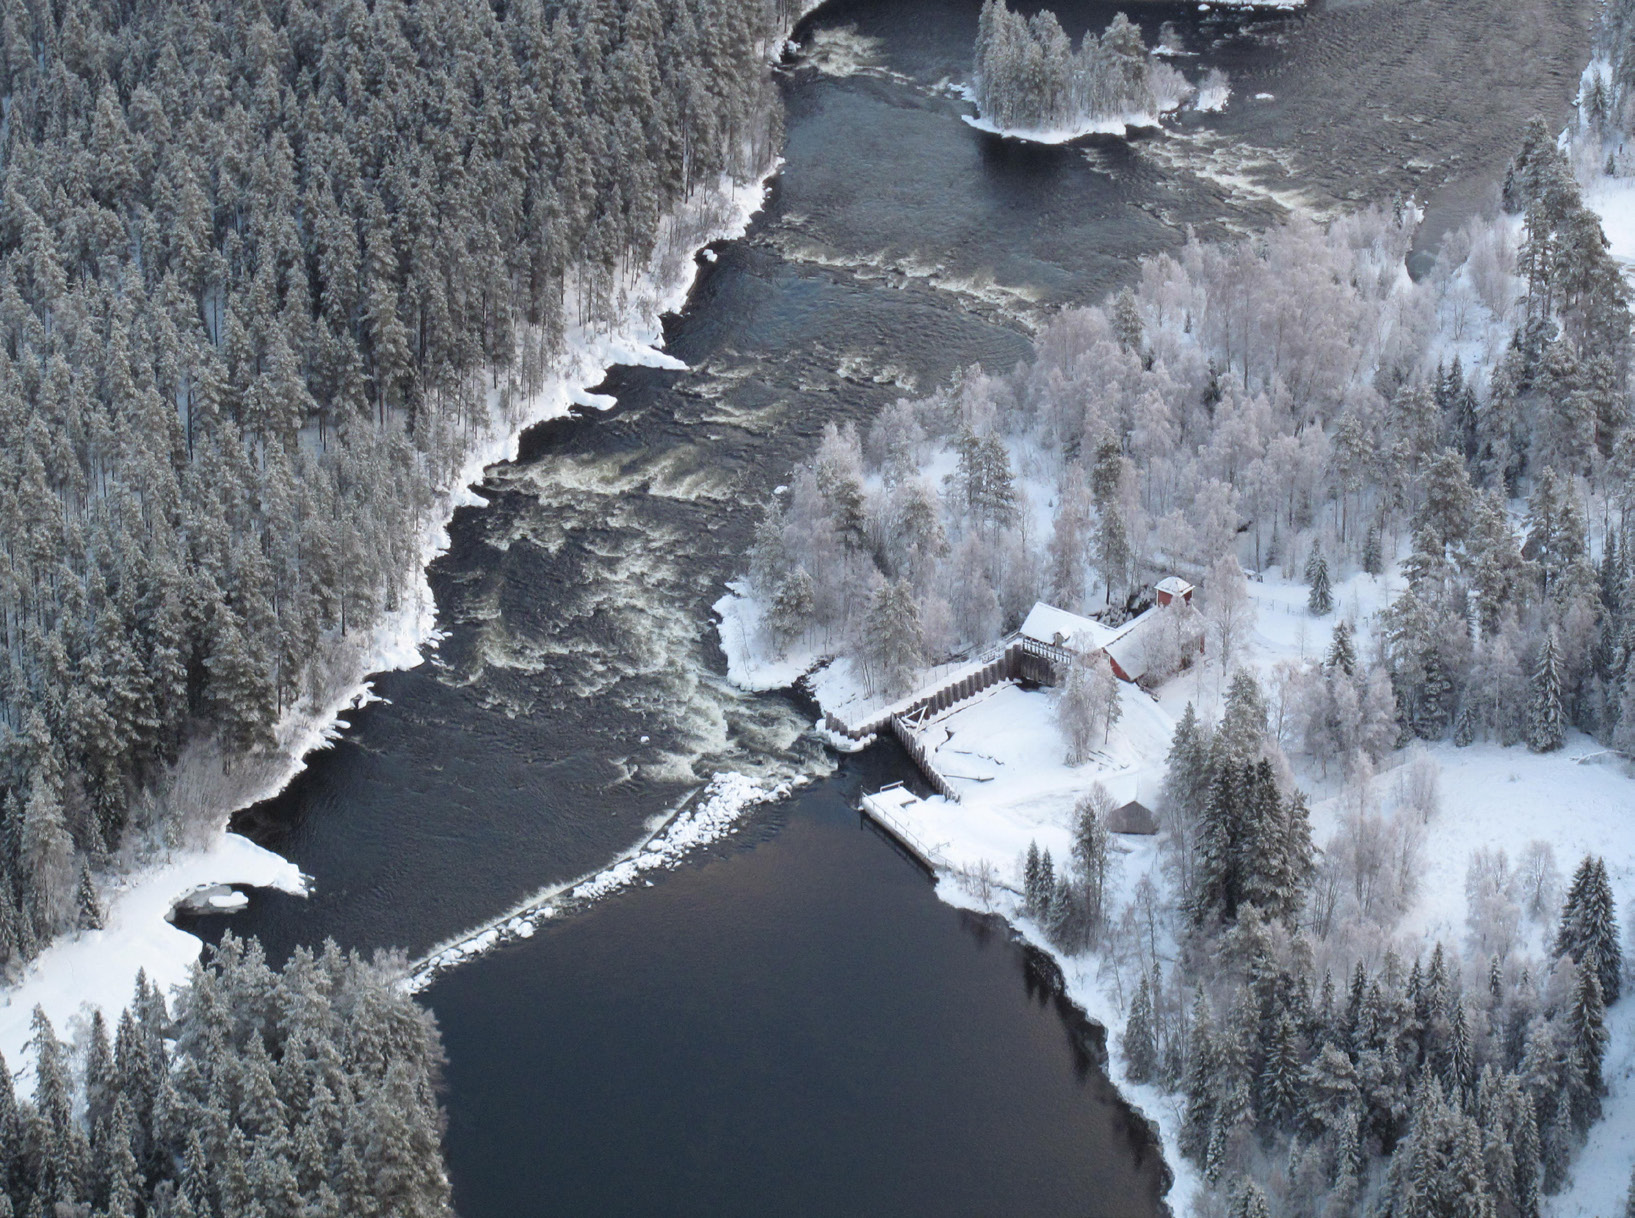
[858, 782, 944, 871]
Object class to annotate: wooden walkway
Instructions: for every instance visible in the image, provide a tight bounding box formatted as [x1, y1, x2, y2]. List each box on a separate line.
[823, 635, 1070, 742]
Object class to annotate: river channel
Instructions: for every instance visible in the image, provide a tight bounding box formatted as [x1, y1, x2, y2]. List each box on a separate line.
[187, 0, 1590, 1211]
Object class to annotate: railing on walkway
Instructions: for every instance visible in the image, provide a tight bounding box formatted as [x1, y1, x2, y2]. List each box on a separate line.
[859, 783, 945, 870]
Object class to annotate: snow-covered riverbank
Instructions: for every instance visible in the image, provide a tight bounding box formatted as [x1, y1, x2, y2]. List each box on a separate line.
[961, 110, 1169, 143]
[0, 164, 784, 1076]
[718, 551, 1635, 1216]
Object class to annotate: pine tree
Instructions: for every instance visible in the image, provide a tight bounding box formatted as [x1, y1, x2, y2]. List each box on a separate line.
[1566, 959, 1609, 1131]
[1180, 992, 1218, 1159]
[1556, 855, 1622, 1002]
[1230, 1179, 1272, 1218]
[1035, 848, 1055, 920]
[1453, 700, 1476, 746]
[1258, 1012, 1302, 1131]
[1023, 841, 1045, 918]
[1529, 627, 1567, 752]
[1203, 1114, 1227, 1185]
[1362, 520, 1384, 577]
[1071, 793, 1112, 932]
[1045, 877, 1079, 951]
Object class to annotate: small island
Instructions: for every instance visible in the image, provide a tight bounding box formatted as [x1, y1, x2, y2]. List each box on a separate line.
[967, 4, 1193, 141]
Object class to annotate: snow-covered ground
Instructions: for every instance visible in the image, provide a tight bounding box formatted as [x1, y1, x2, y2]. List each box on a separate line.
[0, 833, 305, 1082]
[725, 551, 1635, 1215]
[961, 111, 1170, 143]
[713, 581, 833, 692]
[1583, 175, 1635, 271]
[857, 674, 1201, 1210]
[3, 165, 784, 1074]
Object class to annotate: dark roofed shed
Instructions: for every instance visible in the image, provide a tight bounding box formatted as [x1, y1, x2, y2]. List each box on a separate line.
[1107, 799, 1158, 835]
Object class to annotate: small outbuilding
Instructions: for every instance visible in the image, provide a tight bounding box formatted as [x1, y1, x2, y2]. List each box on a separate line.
[1106, 799, 1159, 835]
[1154, 576, 1194, 607]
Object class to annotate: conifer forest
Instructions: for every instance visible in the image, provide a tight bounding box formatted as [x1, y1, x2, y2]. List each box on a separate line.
[4, 0, 1635, 1209]
[0, 0, 783, 1209]
[0, 0, 778, 961]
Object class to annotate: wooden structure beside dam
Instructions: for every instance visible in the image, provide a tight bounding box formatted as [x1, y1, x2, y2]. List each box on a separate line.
[832, 635, 1071, 806]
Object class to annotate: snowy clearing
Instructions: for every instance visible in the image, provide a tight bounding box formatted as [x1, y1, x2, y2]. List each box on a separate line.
[0, 832, 305, 1084]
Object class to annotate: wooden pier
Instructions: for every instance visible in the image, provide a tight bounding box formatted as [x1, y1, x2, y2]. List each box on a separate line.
[858, 783, 943, 872]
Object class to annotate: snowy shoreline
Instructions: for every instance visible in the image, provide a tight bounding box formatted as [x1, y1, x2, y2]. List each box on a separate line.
[0, 162, 786, 1076]
[716, 549, 1635, 1218]
[961, 111, 1166, 143]
[712, 602, 1202, 1210]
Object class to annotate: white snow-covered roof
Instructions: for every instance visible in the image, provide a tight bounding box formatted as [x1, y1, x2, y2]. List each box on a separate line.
[1104, 629, 1150, 680]
[1103, 606, 1161, 679]
[1019, 602, 1118, 651]
[1155, 575, 1192, 597]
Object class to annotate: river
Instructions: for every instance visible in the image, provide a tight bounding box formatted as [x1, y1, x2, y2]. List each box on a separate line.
[185, 0, 1590, 1212]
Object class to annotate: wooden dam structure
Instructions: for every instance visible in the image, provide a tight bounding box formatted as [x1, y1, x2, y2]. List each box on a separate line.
[845, 584, 1201, 860]
[830, 634, 1071, 806]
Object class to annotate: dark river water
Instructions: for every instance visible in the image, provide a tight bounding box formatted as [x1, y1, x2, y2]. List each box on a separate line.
[186, 0, 1589, 1212]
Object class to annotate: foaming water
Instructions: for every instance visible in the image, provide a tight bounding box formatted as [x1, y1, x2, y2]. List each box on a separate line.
[189, 0, 1590, 1211]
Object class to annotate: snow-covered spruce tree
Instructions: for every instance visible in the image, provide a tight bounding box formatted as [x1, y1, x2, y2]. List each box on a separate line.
[1230, 1177, 1272, 1218]
[0, 934, 452, 1217]
[1555, 855, 1623, 1002]
[1529, 626, 1568, 752]
[1362, 519, 1384, 577]
[1024, 840, 1046, 918]
[1453, 700, 1476, 746]
[1565, 957, 1610, 1131]
[1160, 702, 1214, 907]
[1307, 545, 1333, 616]
[75, 862, 104, 932]
[1325, 620, 1357, 677]
[1189, 757, 1310, 930]
[1256, 1012, 1302, 1132]
[1124, 973, 1159, 1083]
[1045, 876, 1081, 950]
